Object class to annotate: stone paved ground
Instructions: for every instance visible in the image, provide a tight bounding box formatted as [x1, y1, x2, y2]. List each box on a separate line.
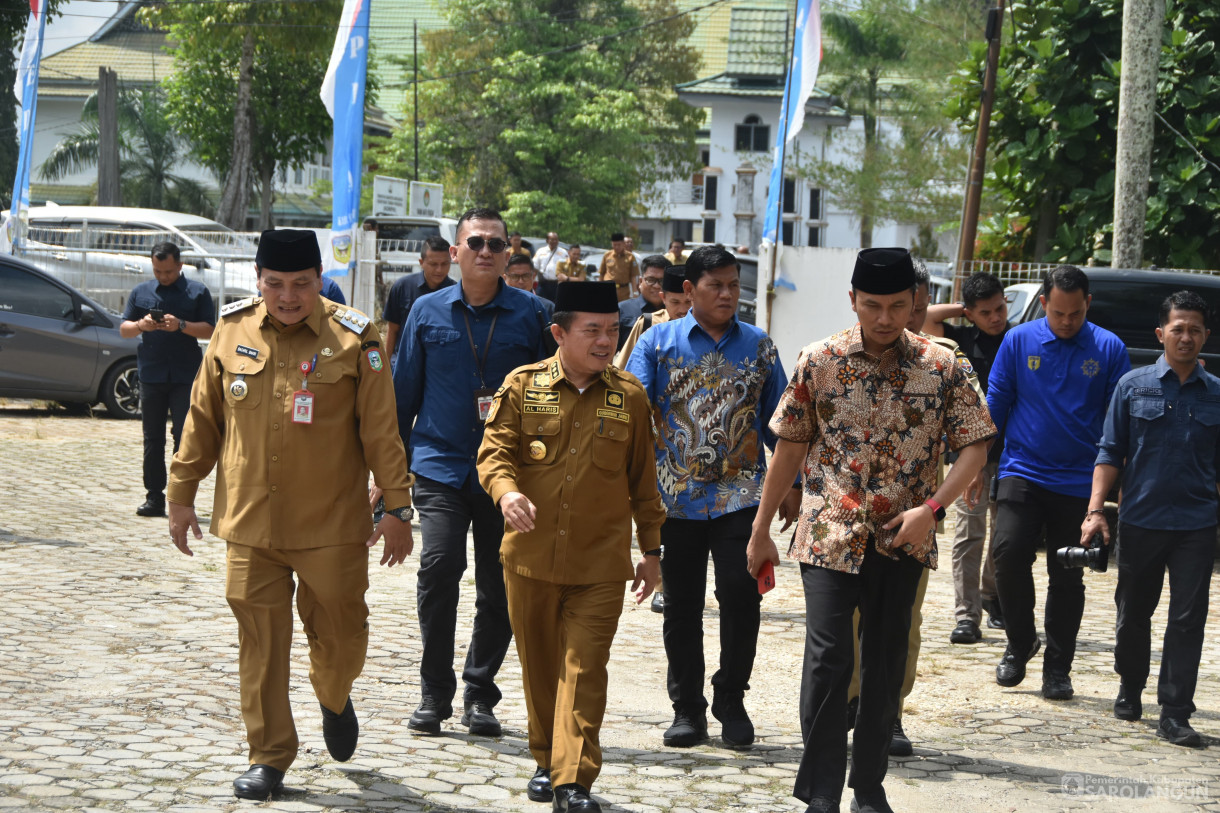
[1, 404, 1218, 813]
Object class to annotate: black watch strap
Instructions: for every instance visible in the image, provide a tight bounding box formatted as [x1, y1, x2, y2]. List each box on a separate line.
[387, 505, 414, 522]
[643, 548, 662, 557]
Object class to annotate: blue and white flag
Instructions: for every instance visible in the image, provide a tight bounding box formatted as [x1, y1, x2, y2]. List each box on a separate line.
[7, 0, 49, 253]
[319, 0, 370, 278]
[761, 0, 822, 290]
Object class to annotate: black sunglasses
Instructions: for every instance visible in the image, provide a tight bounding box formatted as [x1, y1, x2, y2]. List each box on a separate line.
[464, 236, 509, 254]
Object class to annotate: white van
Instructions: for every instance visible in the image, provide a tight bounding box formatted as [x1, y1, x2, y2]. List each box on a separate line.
[20, 205, 260, 310]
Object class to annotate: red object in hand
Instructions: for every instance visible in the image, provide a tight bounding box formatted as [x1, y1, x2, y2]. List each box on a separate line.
[757, 561, 775, 595]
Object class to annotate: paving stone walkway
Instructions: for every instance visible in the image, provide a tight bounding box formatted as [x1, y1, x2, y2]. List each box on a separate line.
[1, 405, 1218, 812]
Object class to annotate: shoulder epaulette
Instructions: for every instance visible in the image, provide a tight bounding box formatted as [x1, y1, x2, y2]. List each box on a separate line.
[220, 297, 258, 317]
[332, 307, 371, 334]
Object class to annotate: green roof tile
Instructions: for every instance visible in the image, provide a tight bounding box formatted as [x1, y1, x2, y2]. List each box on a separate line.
[724, 6, 788, 77]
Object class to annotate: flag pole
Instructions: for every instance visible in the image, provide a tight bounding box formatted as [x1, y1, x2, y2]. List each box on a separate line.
[763, 0, 800, 335]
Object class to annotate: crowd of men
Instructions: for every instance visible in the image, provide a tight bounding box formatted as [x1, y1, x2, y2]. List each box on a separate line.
[132, 208, 1217, 813]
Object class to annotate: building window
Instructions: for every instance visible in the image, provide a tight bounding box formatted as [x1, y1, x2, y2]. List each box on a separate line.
[638, 228, 655, 249]
[808, 226, 822, 247]
[701, 148, 711, 166]
[809, 187, 824, 220]
[673, 220, 695, 242]
[705, 176, 718, 211]
[782, 178, 797, 214]
[734, 115, 770, 152]
[781, 221, 794, 246]
[703, 218, 716, 244]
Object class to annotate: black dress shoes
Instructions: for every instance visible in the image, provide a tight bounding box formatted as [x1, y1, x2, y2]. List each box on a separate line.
[850, 787, 894, 813]
[408, 697, 453, 734]
[1158, 717, 1203, 747]
[982, 597, 1005, 629]
[1041, 671, 1074, 700]
[233, 764, 284, 800]
[663, 709, 708, 747]
[805, 797, 840, 813]
[950, 619, 982, 644]
[462, 700, 503, 737]
[888, 718, 912, 756]
[320, 697, 359, 761]
[1113, 685, 1142, 721]
[527, 767, 553, 802]
[553, 783, 601, 812]
[995, 638, 1040, 687]
[136, 499, 166, 517]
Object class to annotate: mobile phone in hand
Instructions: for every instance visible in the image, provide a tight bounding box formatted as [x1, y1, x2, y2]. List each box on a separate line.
[149, 308, 165, 322]
[757, 561, 775, 595]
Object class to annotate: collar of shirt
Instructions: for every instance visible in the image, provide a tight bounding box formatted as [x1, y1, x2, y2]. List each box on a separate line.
[156, 275, 189, 295]
[1036, 317, 1090, 348]
[844, 323, 915, 362]
[437, 277, 516, 313]
[260, 297, 326, 335]
[1154, 353, 1205, 387]
[680, 310, 742, 348]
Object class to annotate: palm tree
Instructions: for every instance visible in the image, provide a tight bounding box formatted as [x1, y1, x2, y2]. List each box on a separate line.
[39, 86, 212, 214]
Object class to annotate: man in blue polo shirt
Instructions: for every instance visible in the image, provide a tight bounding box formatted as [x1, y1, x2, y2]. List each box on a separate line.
[119, 241, 216, 517]
[1083, 290, 1218, 748]
[626, 245, 796, 749]
[391, 208, 547, 738]
[986, 265, 1129, 699]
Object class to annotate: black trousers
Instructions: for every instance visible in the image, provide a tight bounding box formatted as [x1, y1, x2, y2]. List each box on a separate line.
[992, 476, 1088, 674]
[1115, 522, 1215, 720]
[413, 475, 513, 707]
[793, 545, 924, 804]
[660, 506, 760, 712]
[139, 380, 191, 502]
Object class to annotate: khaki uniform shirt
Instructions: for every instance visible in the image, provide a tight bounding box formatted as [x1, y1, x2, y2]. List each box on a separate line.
[927, 332, 985, 402]
[614, 308, 673, 369]
[555, 259, 587, 281]
[599, 251, 638, 289]
[167, 297, 413, 549]
[477, 355, 665, 584]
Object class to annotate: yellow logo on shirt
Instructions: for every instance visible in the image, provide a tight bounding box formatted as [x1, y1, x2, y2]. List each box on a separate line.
[1082, 358, 1100, 377]
[1027, 355, 1041, 371]
[605, 390, 625, 408]
[525, 389, 560, 404]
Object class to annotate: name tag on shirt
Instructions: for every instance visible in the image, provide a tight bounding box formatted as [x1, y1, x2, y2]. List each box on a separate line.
[293, 390, 314, 424]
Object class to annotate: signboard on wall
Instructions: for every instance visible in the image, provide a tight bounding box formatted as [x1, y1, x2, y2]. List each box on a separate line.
[372, 175, 408, 218]
[409, 181, 444, 218]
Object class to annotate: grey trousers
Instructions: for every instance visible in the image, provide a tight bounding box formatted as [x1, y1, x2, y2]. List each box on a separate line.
[951, 461, 999, 624]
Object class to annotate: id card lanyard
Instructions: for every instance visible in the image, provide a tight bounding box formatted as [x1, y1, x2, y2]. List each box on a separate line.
[293, 354, 318, 424]
[463, 310, 499, 422]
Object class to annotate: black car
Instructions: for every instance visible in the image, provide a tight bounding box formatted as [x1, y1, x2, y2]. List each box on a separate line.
[1011, 268, 1220, 368]
[0, 254, 141, 418]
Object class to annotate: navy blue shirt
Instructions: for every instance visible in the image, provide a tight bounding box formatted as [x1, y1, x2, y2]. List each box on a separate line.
[320, 275, 346, 305]
[1096, 355, 1220, 530]
[122, 275, 216, 384]
[987, 318, 1130, 498]
[616, 295, 661, 350]
[393, 280, 548, 489]
[382, 271, 455, 326]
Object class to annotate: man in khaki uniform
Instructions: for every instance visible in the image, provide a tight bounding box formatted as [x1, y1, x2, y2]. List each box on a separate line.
[478, 282, 665, 813]
[556, 245, 587, 282]
[167, 229, 415, 800]
[598, 232, 639, 301]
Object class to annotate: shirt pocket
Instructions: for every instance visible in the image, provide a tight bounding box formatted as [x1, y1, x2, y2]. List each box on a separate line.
[1189, 399, 1220, 446]
[592, 419, 629, 471]
[1130, 398, 1165, 422]
[219, 353, 267, 410]
[520, 416, 562, 465]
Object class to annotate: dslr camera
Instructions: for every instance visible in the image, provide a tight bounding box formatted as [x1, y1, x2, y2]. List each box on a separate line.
[1055, 532, 1110, 573]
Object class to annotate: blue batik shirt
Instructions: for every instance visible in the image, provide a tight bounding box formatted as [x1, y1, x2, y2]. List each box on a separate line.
[625, 311, 787, 520]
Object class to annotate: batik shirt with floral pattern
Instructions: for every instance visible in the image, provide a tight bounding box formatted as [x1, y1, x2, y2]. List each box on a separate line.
[769, 325, 996, 573]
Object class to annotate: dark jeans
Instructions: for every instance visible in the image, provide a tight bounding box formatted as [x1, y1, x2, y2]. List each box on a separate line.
[793, 545, 924, 804]
[1114, 522, 1214, 719]
[660, 506, 760, 712]
[140, 380, 191, 503]
[992, 477, 1088, 674]
[413, 474, 513, 707]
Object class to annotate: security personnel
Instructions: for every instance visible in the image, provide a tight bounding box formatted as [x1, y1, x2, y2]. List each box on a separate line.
[167, 229, 415, 800]
[478, 281, 665, 813]
[598, 233, 639, 302]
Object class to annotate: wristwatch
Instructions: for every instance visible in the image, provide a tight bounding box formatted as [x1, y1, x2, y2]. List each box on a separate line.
[386, 505, 414, 522]
[924, 498, 946, 522]
[177, 319, 186, 332]
[643, 548, 662, 557]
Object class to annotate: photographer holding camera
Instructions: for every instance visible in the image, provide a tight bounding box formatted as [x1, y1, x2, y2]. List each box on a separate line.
[1083, 291, 1218, 748]
[119, 242, 215, 517]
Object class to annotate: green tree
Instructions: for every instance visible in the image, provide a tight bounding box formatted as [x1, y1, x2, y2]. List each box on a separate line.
[142, 0, 343, 228]
[37, 87, 211, 213]
[951, 0, 1220, 269]
[373, 0, 702, 242]
[1, 0, 66, 208]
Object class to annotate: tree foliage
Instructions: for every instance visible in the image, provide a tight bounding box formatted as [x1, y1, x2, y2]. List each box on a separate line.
[372, 0, 702, 242]
[1, 0, 67, 207]
[38, 87, 211, 213]
[950, 0, 1220, 269]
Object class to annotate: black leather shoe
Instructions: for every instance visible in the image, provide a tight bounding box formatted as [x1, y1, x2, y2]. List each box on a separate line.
[1041, 670, 1074, 700]
[850, 787, 894, 813]
[136, 499, 166, 517]
[982, 597, 1005, 629]
[995, 638, 1040, 687]
[805, 798, 840, 813]
[711, 694, 754, 747]
[233, 764, 284, 800]
[846, 695, 859, 731]
[651, 592, 664, 613]
[408, 697, 452, 735]
[1113, 685, 1142, 721]
[552, 783, 601, 812]
[461, 700, 503, 737]
[663, 708, 708, 747]
[1157, 717, 1203, 747]
[950, 619, 982, 644]
[888, 718, 912, 756]
[320, 697, 358, 761]
[527, 766, 553, 802]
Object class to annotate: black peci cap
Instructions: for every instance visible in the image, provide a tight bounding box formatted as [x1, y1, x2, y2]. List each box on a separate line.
[256, 229, 322, 272]
[663, 266, 686, 293]
[851, 247, 916, 295]
[554, 282, 619, 314]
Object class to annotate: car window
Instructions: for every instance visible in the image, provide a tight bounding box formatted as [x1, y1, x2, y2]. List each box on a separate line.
[378, 223, 440, 243]
[1088, 280, 1220, 357]
[0, 265, 75, 320]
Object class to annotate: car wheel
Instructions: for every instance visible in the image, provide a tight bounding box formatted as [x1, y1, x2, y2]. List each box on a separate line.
[100, 359, 140, 419]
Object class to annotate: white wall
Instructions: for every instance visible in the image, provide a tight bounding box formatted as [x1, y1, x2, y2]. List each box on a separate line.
[763, 246, 860, 374]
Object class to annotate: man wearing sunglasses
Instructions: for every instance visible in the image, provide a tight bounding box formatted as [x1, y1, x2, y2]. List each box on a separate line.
[390, 208, 550, 739]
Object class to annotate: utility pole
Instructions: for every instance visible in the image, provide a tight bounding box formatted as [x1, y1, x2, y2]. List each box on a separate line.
[1112, 0, 1165, 269]
[955, 0, 1005, 273]
[97, 67, 120, 206]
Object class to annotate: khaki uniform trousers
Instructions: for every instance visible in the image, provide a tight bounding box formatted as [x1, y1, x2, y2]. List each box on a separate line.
[848, 566, 929, 716]
[226, 542, 370, 770]
[504, 569, 623, 789]
[951, 461, 1000, 624]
